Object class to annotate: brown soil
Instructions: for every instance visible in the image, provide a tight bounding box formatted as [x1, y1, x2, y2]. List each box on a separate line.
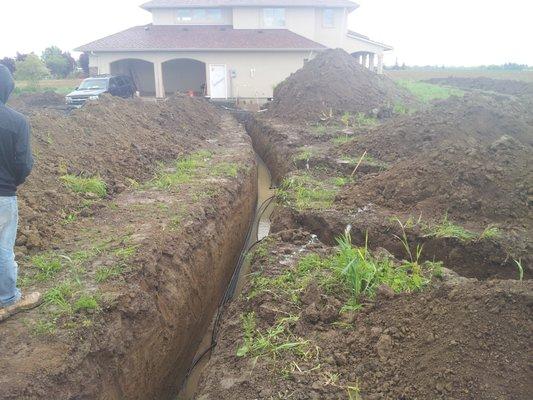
[242, 92, 533, 278]
[267, 49, 416, 123]
[336, 94, 533, 227]
[13, 94, 221, 251]
[426, 76, 533, 97]
[196, 233, 533, 400]
[8, 91, 67, 112]
[0, 96, 257, 399]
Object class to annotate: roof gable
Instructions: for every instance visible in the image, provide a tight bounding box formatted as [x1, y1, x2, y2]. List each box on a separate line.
[141, 0, 359, 10]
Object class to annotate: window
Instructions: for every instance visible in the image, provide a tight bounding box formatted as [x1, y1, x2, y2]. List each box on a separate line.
[177, 9, 192, 22]
[323, 8, 334, 28]
[263, 8, 285, 28]
[176, 8, 223, 23]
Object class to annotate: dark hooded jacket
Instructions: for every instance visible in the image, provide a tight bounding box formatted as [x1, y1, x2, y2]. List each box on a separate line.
[0, 64, 33, 196]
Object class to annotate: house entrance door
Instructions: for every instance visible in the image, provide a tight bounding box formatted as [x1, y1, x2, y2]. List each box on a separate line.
[209, 64, 228, 99]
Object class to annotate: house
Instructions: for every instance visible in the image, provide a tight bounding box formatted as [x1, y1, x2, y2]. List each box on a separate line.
[76, 0, 392, 100]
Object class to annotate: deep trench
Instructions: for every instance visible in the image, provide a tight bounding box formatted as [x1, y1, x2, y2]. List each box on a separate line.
[176, 117, 276, 399]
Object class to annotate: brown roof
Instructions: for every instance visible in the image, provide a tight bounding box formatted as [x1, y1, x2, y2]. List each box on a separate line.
[75, 25, 326, 52]
[141, 0, 358, 10]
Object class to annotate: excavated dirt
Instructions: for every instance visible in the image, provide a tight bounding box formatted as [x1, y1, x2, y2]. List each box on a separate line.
[8, 91, 67, 112]
[267, 49, 416, 123]
[426, 76, 533, 97]
[12, 94, 221, 251]
[336, 94, 533, 227]
[0, 95, 257, 399]
[196, 233, 533, 400]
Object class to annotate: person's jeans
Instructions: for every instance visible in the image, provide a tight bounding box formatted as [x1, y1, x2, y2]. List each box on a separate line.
[0, 196, 20, 307]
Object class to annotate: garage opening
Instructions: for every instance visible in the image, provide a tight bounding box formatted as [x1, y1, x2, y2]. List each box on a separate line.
[162, 59, 207, 96]
[110, 59, 156, 96]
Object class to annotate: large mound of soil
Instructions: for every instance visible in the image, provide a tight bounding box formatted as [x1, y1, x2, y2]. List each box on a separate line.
[426, 76, 533, 97]
[15, 94, 222, 250]
[267, 49, 415, 123]
[337, 94, 533, 227]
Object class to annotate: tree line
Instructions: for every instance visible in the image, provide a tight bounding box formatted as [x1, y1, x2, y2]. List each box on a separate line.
[0, 47, 90, 82]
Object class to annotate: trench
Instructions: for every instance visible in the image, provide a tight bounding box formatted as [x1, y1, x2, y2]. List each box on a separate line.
[176, 152, 275, 399]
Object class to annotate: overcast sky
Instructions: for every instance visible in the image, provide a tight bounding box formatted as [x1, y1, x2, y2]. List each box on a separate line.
[1, 0, 531, 66]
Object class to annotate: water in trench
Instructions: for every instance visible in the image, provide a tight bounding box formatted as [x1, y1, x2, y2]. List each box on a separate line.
[176, 153, 275, 400]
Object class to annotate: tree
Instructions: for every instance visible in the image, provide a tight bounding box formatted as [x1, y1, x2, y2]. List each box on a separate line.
[79, 53, 90, 75]
[42, 46, 75, 78]
[0, 57, 16, 73]
[15, 54, 50, 83]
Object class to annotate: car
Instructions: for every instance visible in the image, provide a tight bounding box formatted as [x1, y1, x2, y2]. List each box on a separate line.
[65, 75, 137, 108]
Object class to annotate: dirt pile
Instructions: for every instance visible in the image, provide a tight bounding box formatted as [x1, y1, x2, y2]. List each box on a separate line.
[336, 94, 533, 227]
[8, 91, 66, 111]
[15, 94, 222, 250]
[197, 233, 533, 400]
[426, 76, 533, 97]
[267, 49, 415, 123]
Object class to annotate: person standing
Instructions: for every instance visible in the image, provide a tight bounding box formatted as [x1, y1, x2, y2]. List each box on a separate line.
[0, 64, 41, 322]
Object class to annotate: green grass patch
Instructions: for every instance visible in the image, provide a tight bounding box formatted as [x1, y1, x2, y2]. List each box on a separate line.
[213, 162, 239, 178]
[277, 174, 338, 210]
[249, 232, 440, 311]
[397, 80, 464, 103]
[61, 174, 107, 198]
[151, 150, 212, 189]
[95, 265, 124, 283]
[332, 135, 356, 145]
[425, 215, 476, 241]
[236, 312, 308, 359]
[31, 253, 65, 281]
[479, 225, 501, 240]
[73, 295, 99, 312]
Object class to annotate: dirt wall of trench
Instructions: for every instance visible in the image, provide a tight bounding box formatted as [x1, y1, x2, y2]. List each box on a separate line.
[0, 108, 258, 400]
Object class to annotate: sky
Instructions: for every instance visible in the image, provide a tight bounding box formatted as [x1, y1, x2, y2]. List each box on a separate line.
[0, 0, 532, 66]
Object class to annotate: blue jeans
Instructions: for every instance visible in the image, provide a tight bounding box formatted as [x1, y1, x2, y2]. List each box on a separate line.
[0, 196, 20, 307]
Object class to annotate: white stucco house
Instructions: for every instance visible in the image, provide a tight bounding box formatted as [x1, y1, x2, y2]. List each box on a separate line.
[76, 0, 392, 100]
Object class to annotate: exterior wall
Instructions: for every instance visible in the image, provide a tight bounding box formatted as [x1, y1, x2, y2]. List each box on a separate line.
[232, 7, 345, 49]
[152, 8, 233, 25]
[89, 50, 316, 99]
[343, 36, 385, 55]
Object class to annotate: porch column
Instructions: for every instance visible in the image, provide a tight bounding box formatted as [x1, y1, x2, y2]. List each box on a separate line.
[154, 61, 165, 98]
[362, 53, 369, 69]
[377, 54, 384, 74]
[369, 53, 376, 72]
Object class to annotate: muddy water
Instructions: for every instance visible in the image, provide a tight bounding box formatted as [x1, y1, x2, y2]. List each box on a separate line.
[176, 153, 274, 400]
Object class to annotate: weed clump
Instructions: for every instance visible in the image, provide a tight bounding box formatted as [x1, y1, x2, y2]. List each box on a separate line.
[61, 174, 107, 198]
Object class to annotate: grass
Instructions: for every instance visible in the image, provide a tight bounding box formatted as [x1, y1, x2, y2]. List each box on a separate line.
[73, 295, 99, 312]
[95, 265, 124, 283]
[61, 174, 107, 198]
[425, 215, 476, 241]
[397, 80, 464, 103]
[341, 112, 379, 129]
[249, 230, 440, 311]
[514, 259, 524, 281]
[386, 69, 533, 83]
[212, 162, 239, 178]
[332, 135, 356, 145]
[294, 149, 314, 163]
[277, 174, 338, 210]
[31, 253, 65, 281]
[152, 151, 211, 189]
[479, 225, 501, 240]
[236, 312, 308, 359]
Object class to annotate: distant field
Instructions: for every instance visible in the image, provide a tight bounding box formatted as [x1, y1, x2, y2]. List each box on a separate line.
[14, 79, 82, 95]
[386, 69, 533, 82]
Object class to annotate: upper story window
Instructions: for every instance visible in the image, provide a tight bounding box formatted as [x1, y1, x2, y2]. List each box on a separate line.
[323, 8, 335, 28]
[263, 8, 286, 28]
[176, 8, 223, 23]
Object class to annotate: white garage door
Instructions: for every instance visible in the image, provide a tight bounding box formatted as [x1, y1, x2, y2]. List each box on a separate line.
[209, 64, 228, 99]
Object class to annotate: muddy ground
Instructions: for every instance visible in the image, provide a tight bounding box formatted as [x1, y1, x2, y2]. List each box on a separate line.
[196, 233, 532, 400]
[425, 76, 533, 98]
[1, 95, 257, 399]
[195, 56, 532, 399]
